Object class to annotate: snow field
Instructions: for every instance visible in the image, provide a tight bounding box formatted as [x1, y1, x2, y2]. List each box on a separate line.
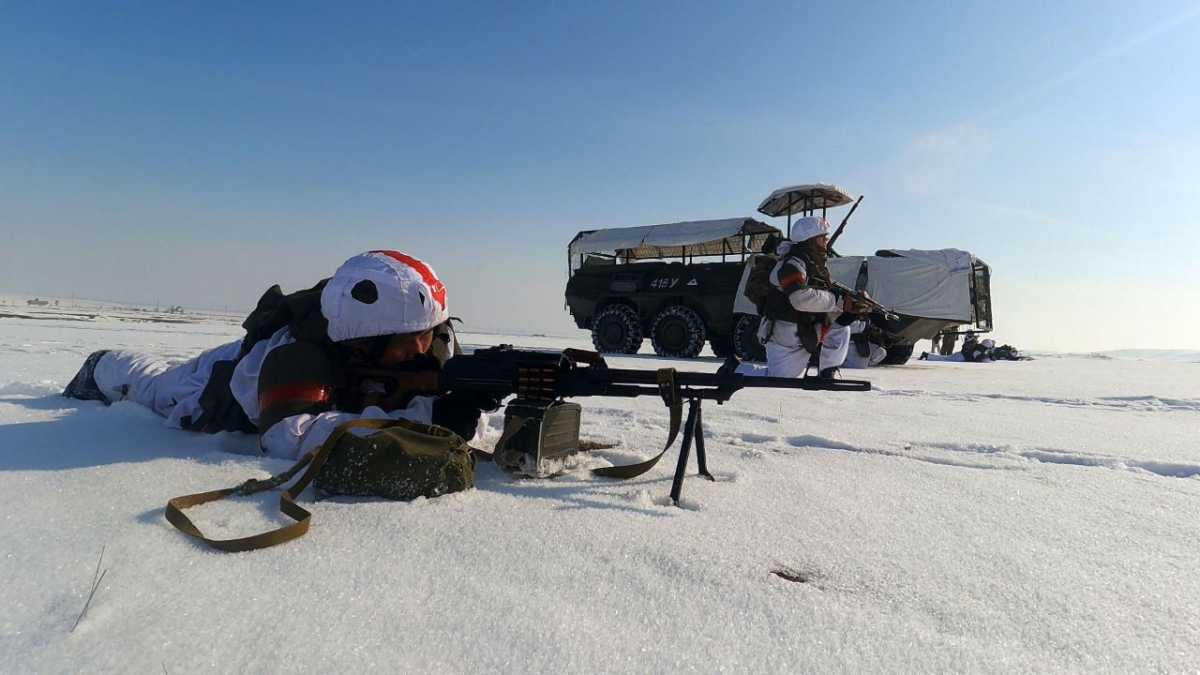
[1, 315, 1199, 672]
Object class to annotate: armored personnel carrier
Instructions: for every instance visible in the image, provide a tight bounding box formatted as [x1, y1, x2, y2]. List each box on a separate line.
[565, 218, 779, 358]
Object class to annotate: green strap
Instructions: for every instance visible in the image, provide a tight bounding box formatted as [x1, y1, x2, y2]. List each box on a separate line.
[591, 368, 683, 479]
[164, 418, 393, 552]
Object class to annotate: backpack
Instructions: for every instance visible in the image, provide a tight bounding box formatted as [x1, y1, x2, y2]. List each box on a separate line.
[992, 344, 1022, 361]
[962, 340, 990, 362]
[240, 280, 332, 355]
[742, 254, 778, 310]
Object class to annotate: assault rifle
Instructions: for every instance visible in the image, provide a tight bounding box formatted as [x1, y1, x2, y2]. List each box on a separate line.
[348, 345, 870, 504]
[826, 195, 863, 256]
[815, 278, 900, 322]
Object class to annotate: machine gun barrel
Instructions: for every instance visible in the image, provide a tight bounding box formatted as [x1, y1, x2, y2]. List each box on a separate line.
[584, 367, 868, 395]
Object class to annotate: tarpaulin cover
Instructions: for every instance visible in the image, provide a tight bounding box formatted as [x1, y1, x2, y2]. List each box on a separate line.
[569, 218, 778, 263]
[828, 249, 980, 322]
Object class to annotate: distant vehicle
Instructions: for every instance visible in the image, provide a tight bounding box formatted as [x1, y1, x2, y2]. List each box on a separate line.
[26, 298, 49, 307]
[565, 184, 993, 364]
[565, 218, 779, 358]
[837, 249, 991, 362]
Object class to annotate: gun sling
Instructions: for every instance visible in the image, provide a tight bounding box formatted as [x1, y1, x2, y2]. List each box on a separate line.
[591, 368, 683, 479]
[165, 418, 393, 553]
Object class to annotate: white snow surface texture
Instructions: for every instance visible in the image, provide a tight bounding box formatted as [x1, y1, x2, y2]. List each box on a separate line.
[1, 309, 1198, 673]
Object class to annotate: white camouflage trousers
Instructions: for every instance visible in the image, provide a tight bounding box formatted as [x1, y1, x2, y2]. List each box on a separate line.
[761, 318, 850, 378]
[92, 340, 243, 428]
[843, 320, 887, 369]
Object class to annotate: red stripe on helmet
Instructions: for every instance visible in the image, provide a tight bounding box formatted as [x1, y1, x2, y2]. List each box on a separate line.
[372, 250, 447, 310]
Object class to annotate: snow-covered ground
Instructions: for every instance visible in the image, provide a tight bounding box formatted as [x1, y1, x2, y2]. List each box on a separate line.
[2, 310, 1198, 673]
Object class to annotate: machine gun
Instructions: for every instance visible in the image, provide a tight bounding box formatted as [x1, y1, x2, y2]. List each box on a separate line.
[348, 345, 870, 504]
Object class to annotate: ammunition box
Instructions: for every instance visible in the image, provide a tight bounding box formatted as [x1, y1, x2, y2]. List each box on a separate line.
[494, 399, 582, 477]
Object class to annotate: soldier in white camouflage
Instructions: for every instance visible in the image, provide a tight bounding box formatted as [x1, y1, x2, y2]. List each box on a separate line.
[757, 217, 869, 379]
[63, 250, 492, 458]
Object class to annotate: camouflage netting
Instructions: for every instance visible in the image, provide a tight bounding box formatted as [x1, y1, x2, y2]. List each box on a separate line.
[756, 184, 854, 217]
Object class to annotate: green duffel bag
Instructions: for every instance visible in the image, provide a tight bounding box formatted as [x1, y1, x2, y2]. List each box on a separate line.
[314, 418, 474, 500]
[166, 418, 474, 552]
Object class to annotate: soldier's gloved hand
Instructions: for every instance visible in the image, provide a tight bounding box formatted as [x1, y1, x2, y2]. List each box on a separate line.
[432, 390, 502, 439]
[841, 294, 870, 315]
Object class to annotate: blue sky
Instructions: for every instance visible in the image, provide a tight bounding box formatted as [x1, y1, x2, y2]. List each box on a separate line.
[2, 1, 1198, 350]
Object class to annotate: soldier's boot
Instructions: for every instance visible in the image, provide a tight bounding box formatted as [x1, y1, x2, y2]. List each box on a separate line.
[62, 350, 112, 405]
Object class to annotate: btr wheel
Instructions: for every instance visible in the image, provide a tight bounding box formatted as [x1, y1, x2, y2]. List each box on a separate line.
[732, 314, 766, 362]
[709, 334, 734, 359]
[591, 304, 642, 354]
[881, 343, 915, 365]
[650, 305, 706, 358]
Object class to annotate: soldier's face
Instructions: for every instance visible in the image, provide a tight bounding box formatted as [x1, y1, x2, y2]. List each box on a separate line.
[810, 234, 828, 251]
[378, 329, 435, 366]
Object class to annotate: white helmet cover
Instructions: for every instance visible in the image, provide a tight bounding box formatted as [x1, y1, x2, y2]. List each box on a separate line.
[320, 250, 449, 342]
[789, 216, 831, 242]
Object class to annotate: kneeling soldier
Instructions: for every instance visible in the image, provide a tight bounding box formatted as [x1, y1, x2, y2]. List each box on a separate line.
[758, 217, 867, 379]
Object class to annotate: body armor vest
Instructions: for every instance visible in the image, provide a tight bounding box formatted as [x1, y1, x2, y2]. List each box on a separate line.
[760, 247, 833, 353]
